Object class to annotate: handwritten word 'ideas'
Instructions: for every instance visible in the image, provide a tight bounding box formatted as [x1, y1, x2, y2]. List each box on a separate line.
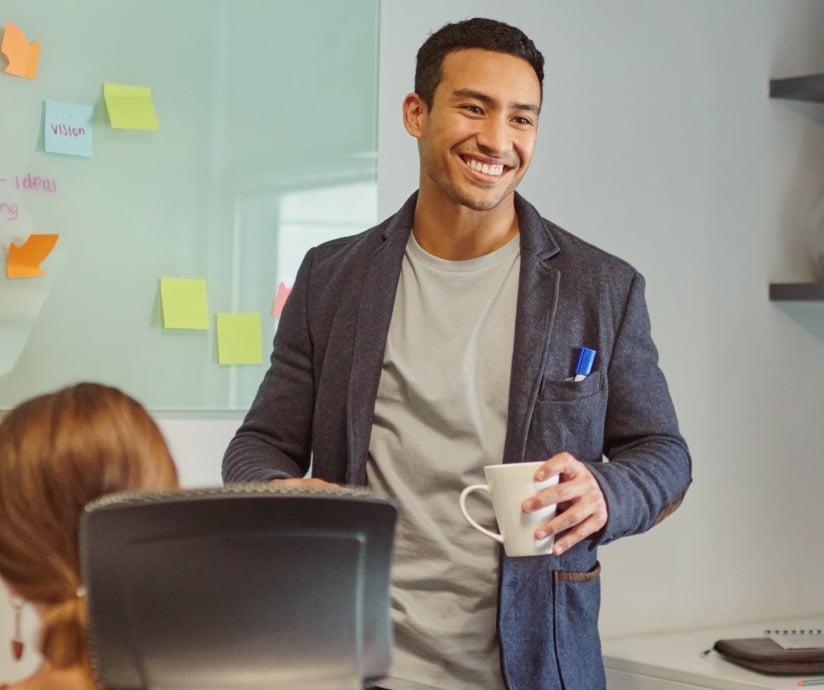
[0, 174, 58, 193]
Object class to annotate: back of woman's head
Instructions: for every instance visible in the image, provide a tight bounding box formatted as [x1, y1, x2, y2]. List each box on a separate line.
[0, 382, 179, 670]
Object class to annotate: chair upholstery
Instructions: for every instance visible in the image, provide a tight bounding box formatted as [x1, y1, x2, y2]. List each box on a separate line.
[79, 485, 397, 689]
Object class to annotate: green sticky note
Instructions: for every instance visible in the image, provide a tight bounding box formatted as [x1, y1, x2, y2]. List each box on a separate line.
[103, 83, 160, 130]
[216, 313, 262, 365]
[160, 278, 209, 330]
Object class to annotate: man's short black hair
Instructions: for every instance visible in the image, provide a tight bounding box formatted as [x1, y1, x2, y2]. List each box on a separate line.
[415, 17, 545, 108]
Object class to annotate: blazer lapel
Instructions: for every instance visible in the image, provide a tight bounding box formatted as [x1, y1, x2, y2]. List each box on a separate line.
[345, 196, 415, 483]
[502, 194, 561, 463]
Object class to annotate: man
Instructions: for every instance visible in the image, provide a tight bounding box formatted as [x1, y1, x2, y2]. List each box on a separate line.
[223, 17, 691, 690]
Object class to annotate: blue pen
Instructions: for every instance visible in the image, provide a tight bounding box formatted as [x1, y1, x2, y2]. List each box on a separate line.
[573, 347, 596, 381]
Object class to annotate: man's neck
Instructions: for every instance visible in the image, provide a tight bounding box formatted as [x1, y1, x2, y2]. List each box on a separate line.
[411, 192, 519, 261]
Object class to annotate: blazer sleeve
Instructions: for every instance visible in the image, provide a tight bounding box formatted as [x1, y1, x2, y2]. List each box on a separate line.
[221, 249, 318, 483]
[588, 272, 692, 543]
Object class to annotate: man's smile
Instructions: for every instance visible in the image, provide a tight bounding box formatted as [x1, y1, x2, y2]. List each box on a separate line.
[461, 154, 508, 178]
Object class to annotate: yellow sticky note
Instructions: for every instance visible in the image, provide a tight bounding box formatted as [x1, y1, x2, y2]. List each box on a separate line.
[160, 278, 209, 330]
[7, 234, 59, 278]
[103, 83, 160, 130]
[1, 22, 41, 79]
[216, 313, 262, 365]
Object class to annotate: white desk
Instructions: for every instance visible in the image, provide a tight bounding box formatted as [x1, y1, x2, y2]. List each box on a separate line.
[603, 618, 824, 690]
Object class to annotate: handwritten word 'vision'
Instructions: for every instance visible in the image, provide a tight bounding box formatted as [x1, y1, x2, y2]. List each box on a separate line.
[0, 202, 19, 221]
[50, 123, 86, 138]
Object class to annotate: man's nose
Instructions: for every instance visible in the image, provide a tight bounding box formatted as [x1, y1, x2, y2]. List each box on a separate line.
[476, 116, 509, 156]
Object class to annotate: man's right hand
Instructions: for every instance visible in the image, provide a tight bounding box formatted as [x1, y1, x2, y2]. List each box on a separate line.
[269, 477, 341, 490]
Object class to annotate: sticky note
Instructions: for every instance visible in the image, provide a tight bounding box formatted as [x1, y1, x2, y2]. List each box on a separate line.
[159, 278, 209, 330]
[44, 101, 93, 158]
[7, 234, 59, 278]
[1, 22, 40, 79]
[272, 282, 292, 318]
[216, 313, 263, 365]
[103, 83, 160, 130]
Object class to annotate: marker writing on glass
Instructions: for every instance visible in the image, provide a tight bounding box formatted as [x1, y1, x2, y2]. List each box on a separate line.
[572, 347, 596, 381]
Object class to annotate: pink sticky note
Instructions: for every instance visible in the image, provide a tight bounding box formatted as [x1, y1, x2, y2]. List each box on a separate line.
[272, 282, 292, 318]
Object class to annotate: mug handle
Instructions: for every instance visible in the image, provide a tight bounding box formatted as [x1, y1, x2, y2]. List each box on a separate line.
[459, 484, 503, 544]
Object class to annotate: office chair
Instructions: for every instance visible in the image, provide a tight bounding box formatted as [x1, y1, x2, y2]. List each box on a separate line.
[79, 485, 397, 690]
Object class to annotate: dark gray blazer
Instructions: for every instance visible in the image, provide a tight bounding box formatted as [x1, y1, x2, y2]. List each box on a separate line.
[223, 192, 692, 690]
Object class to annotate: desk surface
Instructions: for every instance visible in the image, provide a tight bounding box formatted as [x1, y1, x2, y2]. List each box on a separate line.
[602, 618, 824, 690]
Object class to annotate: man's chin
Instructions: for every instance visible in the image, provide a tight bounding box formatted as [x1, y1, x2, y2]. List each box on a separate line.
[454, 190, 514, 213]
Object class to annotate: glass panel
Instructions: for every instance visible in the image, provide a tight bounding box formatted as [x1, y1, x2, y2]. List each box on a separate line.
[0, 0, 379, 409]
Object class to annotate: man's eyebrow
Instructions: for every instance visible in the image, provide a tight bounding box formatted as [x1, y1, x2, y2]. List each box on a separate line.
[450, 88, 540, 115]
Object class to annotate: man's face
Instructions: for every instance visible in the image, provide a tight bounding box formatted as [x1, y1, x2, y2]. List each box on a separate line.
[405, 48, 541, 213]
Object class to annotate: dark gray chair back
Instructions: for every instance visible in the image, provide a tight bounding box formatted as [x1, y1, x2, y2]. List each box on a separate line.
[80, 486, 396, 689]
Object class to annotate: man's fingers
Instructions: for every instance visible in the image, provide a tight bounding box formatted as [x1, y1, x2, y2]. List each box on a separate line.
[551, 515, 604, 556]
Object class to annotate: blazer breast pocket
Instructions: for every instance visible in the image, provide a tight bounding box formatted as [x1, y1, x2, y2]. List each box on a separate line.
[537, 370, 603, 403]
[529, 372, 607, 462]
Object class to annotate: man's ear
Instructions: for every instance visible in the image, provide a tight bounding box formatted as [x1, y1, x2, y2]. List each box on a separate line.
[402, 92, 426, 138]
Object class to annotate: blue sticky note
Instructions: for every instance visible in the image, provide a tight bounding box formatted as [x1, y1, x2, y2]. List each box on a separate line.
[44, 101, 93, 158]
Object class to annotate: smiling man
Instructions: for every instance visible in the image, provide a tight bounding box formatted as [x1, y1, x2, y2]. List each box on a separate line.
[223, 17, 692, 690]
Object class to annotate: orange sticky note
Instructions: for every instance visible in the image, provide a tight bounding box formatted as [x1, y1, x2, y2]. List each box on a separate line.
[1, 22, 41, 79]
[7, 234, 59, 278]
[272, 282, 292, 318]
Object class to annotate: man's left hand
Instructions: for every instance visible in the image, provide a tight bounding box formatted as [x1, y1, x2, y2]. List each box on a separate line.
[521, 452, 607, 556]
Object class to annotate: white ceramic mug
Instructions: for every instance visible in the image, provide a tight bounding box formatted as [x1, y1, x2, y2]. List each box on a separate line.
[459, 461, 559, 557]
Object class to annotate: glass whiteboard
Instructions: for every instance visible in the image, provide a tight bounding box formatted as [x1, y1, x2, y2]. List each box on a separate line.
[0, 0, 379, 410]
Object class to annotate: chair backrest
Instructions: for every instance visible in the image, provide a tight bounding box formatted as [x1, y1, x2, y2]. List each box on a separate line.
[80, 486, 397, 690]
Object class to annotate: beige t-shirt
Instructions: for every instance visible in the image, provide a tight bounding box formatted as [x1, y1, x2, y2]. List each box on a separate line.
[367, 232, 520, 690]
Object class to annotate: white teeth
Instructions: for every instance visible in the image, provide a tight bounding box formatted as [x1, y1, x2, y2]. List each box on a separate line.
[468, 159, 504, 176]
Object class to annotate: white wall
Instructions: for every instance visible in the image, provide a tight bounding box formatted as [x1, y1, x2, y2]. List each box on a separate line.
[4, 0, 824, 681]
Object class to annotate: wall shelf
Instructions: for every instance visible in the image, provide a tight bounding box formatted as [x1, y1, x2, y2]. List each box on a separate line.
[769, 74, 824, 301]
[769, 73, 824, 102]
[769, 282, 824, 301]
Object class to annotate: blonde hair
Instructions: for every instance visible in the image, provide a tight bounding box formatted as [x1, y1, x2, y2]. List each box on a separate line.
[0, 382, 179, 672]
